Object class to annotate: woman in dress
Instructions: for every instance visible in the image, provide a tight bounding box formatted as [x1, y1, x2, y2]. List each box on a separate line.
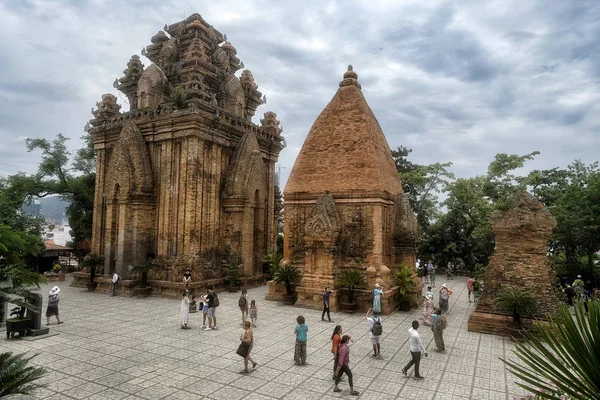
[180, 291, 190, 329]
[420, 294, 434, 326]
[238, 320, 257, 373]
[249, 300, 258, 327]
[372, 283, 383, 315]
[46, 286, 62, 325]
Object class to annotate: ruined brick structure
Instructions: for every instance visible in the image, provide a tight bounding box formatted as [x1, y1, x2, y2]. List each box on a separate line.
[468, 190, 560, 335]
[88, 14, 284, 280]
[271, 66, 421, 312]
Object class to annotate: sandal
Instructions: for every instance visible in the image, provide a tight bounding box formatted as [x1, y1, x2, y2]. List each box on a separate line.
[333, 388, 341, 393]
[240, 369, 249, 374]
[351, 390, 360, 396]
[252, 361, 257, 369]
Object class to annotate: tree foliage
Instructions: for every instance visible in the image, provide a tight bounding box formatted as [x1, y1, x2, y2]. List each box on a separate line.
[0, 352, 47, 398]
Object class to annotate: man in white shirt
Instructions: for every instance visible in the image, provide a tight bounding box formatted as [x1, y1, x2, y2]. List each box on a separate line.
[111, 272, 119, 297]
[402, 320, 428, 380]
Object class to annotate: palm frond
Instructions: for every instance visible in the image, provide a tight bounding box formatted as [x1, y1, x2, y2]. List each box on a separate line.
[502, 302, 600, 399]
[0, 352, 47, 397]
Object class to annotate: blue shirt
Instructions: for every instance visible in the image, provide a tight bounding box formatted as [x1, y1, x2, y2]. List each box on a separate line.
[323, 291, 330, 305]
[295, 323, 308, 342]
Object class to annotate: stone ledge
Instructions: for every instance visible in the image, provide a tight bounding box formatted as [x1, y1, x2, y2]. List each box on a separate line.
[71, 272, 266, 298]
[467, 310, 548, 336]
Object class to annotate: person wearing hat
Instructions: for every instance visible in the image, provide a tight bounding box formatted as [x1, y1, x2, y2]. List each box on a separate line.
[421, 293, 434, 326]
[372, 283, 384, 315]
[46, 286, 63, 325]
[573, 275, 585, 298]
[439, 283, 453, 313]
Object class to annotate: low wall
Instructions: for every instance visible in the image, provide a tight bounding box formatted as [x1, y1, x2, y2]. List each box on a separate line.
[71, 272, 266, 298]
[266, 282, 415, 315]
[467, 309, 548, 336]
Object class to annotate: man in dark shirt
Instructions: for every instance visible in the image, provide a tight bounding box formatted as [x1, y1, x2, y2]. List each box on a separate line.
[205, 287, 218, 331]
[564, 284, 575, 306]
[322, 287, 333, 322]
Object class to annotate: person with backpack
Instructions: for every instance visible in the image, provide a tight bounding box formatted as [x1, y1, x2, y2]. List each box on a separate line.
[205, 287, 219, 331]
[239, 288, 249, 324]
[432, 307, 447, 352]
[366, 308, 382, 358]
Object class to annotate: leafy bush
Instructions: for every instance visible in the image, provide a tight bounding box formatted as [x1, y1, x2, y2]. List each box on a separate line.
[493, 288, 538, 325]
[336, 269, 366, 304]
[274, 264, 303, 295]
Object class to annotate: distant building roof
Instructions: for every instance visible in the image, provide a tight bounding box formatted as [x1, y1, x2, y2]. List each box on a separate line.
[43, 240, 73, 252]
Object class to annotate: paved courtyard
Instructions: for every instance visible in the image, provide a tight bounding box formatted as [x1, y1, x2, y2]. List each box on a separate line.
[1, 277, 531, 400]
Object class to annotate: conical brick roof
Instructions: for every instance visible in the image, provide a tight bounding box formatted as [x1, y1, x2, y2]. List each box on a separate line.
[285, 66, 403, 196]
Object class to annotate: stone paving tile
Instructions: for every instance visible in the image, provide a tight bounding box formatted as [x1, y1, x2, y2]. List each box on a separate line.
[1, 276, 532, 399]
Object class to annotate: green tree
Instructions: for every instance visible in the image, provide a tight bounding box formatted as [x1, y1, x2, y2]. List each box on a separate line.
[4, 134, 97, 244]
[391, 146, 454, 228]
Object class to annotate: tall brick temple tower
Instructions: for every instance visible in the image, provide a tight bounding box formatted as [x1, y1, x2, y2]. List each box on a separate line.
[277, 66, 421, 312]
[88, 14, 285, 278]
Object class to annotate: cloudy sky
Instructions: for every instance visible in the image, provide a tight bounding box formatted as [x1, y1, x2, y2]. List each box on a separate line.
[1, 0, 599, 188]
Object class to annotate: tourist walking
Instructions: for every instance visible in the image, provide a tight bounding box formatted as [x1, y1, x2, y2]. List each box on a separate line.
[366, 308, 382, 358]
[432, 307, 447, 352]
[46, 286, 63, 325]
[467, 275, 476, 302]
[424, 262, 432, 284]
[249, 299, 258, 327]
[333, 335, 359, 395]
[180, 292, 190, 329]
[372, 283, 383, 314]
[322, 287, 333, 322]
[439, 283, 453, 313]
[420, 294, 434, 326]
[237, 320, 257, 373]
[183, 268, 192, 289]
[111, 271, 119, 296]
[573, 275, 585, 298]
[331, 325, 343, 380]
[564, 283, 575, 306]
[430, 264, 436, 287]
[205, 287, 218, 330]
[239, 288, 249, 324]
[294, 315, 308, 365]
[402, 320, 428, 380]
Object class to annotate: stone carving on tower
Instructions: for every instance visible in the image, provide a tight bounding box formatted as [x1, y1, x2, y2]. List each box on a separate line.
[86, 13, 285, 289]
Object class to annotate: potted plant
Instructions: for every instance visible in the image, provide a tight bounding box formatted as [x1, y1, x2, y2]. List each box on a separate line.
[130, 260, 162, 297]
[393, 266, 415, 311]
[493, 288, 538, 338]
[263, 252, 282, 280]
[273, 264, 303, 305]
[336, 269, 367, 312]
[223, 263, 243, 292]
[81, 253, 104, 291]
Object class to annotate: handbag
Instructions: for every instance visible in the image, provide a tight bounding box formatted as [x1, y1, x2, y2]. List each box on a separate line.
[236, 340, 250, 358]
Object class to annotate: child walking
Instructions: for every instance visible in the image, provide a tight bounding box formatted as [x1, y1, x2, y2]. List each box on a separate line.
[180, 291, 190, 329]
[249, 300, 258, 327]
[294, 315, 308, 365]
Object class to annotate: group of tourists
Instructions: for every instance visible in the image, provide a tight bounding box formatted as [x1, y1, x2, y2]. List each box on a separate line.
[179, 286, 220, 330]
[420, 283, 451, 353]
[563, 274, 597, 313]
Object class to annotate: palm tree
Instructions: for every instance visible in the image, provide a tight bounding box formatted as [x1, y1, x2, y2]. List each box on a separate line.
[493, 288, 538, 326]
[130, 260, 163, 288]
[336, 269, 367, 304]
[273, 264, 303, 296]
[0, 352, 47, 397]
[502, 302, 600, 399]
[81, 253, 104, 285]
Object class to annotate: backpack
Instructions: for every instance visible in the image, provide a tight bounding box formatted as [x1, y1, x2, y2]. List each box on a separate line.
[371, 317, 382, 336]
[238, 294, 247, 308]
[212, 293, 219, 307]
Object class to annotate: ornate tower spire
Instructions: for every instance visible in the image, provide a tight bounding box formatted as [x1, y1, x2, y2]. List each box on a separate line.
[339, 65, 361, 89]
